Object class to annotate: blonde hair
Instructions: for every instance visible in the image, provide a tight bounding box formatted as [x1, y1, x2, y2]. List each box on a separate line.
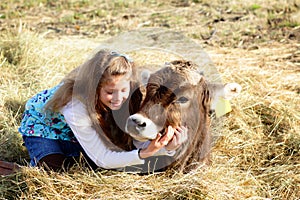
[45, 49, 136, 150]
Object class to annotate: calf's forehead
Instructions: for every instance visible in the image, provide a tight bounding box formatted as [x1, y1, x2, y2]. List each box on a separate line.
[173, 84, 200, 98]
[148, 66, 203, 89]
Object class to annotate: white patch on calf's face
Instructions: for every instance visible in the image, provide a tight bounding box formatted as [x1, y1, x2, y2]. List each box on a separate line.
[125, 113, 162, 141]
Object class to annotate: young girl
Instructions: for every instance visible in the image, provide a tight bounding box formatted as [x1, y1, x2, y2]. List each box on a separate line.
[19, 49, 187, 172]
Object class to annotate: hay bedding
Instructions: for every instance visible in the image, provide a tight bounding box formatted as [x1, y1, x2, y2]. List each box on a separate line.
[0, 0, 299, 197]
[1, 41, 298, 199]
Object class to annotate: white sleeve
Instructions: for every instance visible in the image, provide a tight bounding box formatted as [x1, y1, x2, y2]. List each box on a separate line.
[60, 99, 145, 169]
[133, 140, 176, 157]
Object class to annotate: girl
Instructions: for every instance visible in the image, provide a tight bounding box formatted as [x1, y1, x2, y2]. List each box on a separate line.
[19, 49, 187, 172]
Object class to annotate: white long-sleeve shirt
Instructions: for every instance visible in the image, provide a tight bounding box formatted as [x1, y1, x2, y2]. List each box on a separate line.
[60, 98, 174, 169]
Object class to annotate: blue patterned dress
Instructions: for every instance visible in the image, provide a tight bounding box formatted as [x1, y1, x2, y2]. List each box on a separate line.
[19, 84, 77, 142]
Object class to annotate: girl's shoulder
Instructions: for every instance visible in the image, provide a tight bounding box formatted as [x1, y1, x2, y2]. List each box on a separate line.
[25, 83, 63, 109]
[61, 98, 87, 113]
[60, 98, 92, 126]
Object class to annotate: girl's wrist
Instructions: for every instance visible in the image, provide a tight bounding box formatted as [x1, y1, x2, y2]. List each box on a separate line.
[138, 148, 153, 159]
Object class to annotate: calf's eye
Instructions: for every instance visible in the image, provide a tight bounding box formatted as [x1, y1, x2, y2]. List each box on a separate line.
[176, 96, 189, 104]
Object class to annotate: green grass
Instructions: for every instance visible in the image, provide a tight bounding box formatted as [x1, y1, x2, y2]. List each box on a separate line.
[250, 4, 261, 11]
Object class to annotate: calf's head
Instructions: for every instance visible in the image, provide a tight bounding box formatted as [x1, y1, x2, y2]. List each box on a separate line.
[126, 60, 241, 144]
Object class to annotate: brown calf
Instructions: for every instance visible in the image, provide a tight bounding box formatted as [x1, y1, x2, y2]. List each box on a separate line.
[126, 60, 241, 172]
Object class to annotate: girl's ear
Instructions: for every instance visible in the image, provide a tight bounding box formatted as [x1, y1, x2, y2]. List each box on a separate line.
[140, 69, 151, 85]
[223, 83, 242, 100]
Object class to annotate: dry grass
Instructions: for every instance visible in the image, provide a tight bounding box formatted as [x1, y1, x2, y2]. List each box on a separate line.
[1, 0, 299, 199]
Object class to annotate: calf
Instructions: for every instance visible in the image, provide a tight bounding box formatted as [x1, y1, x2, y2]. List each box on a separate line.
[126, 60, 241, 172]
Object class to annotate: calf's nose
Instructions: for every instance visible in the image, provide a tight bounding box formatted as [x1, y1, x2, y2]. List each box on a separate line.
[129, 115, 147, 128]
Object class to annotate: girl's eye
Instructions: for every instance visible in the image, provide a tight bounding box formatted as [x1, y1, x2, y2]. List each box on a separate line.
[106, 91, 113, 95]
[176, 96, 189, 104]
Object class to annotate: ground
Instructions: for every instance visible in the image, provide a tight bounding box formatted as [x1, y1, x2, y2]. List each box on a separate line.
[0, 0, 299, 199]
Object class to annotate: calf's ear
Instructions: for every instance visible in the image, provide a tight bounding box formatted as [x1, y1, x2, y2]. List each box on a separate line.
[211, 83, 242, 117]
[223, 83, 242, 100]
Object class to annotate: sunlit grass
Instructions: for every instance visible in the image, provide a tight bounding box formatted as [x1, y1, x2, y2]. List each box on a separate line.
[1, 0, 299, 199]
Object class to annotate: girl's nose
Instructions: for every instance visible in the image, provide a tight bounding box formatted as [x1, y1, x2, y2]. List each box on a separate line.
[113, 91, 122, 101]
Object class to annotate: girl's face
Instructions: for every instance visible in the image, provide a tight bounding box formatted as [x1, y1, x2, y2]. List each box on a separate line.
[100, 75, 130, 110]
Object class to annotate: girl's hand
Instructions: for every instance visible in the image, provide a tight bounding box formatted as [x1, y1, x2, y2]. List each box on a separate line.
[139, 126, 174, 159]
[165, 126, 188, 151]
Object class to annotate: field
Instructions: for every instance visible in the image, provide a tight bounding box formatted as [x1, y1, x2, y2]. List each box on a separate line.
[0, 0, 299, 199]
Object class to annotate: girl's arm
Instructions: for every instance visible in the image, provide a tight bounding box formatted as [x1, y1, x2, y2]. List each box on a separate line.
[138, 130, 174, 159]
[61, 99, 144, 169]
[61, 99, 174, 169]
[133, 137, 176, 157]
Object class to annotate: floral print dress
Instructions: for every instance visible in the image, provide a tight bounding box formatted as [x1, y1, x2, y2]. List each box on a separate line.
[19, 83, 77, 142]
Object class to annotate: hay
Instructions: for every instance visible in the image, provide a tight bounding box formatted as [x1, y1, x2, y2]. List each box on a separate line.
[1, 0, 299, 199]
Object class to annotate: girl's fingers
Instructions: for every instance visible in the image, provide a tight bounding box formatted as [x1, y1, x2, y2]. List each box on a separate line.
[152, 133, 161, 144]
[176, 126, 183, 131]
[180, 126, 188, 135]
[175, 126, 187, 134]
[155, 133, 162, 140]
[157, 126, 188, 150]
[173, 126, 188, 144]
[150, 133, 166, 150]
[158, 126, 174, 145]
[166, 126, 174, 139]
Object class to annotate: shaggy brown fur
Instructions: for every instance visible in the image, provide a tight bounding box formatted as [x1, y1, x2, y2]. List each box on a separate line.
[129, 60, 213, 172]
